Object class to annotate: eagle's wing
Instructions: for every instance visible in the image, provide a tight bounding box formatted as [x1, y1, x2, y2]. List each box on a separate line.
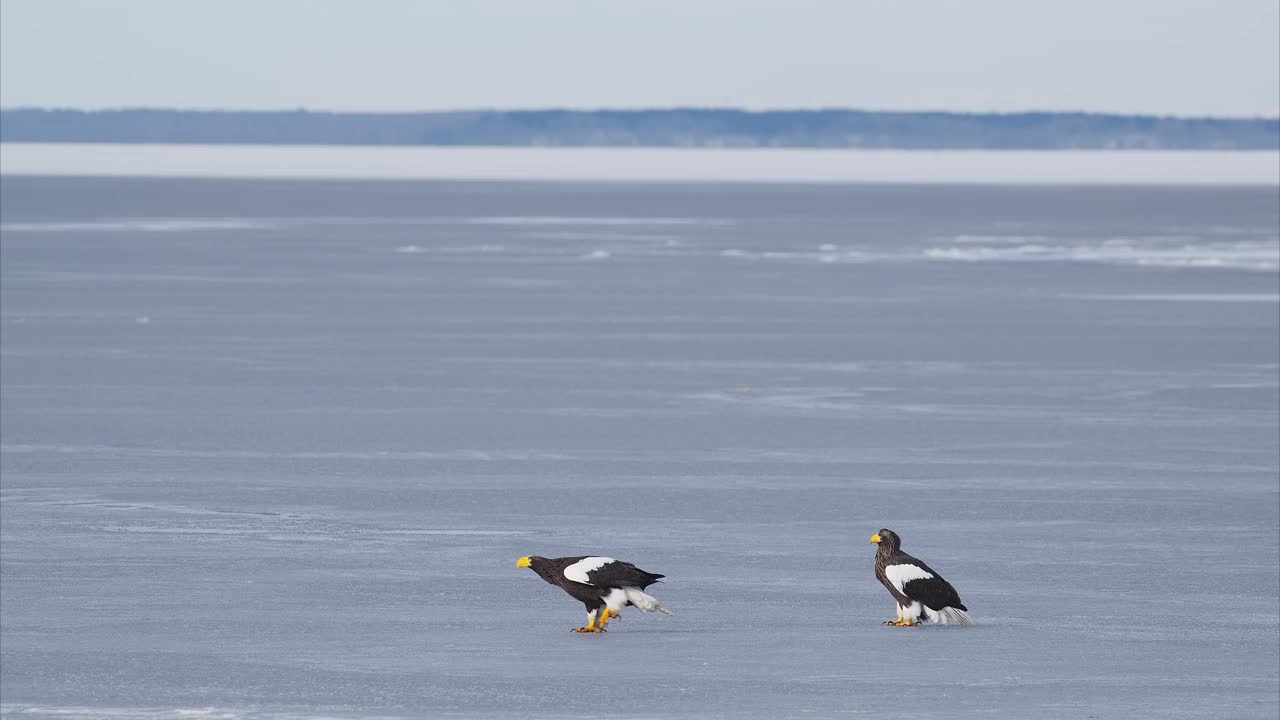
[588, 560, 663, 589]
[903, 574, 964, 611]
[886, 557, 963, 611]
[564, 556, 663, 589]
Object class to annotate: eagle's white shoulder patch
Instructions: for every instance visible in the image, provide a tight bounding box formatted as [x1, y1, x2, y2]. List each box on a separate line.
[564, 556, 615, 584]
[885, 563, 934, 593]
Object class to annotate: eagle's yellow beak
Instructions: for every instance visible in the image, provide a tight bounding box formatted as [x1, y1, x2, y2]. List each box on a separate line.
[869, 534, 882, 544]
[516, 556, 532, 568]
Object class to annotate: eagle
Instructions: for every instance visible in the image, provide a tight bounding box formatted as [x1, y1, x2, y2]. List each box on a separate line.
[871, 529, 973, 626]
[516, 555, 672, 633]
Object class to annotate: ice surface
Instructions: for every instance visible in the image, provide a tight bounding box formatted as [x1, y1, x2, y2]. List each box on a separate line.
[1, 177, 1277, 719]
[921, 237, 1280, 271]
[3, 143, 1280, 185]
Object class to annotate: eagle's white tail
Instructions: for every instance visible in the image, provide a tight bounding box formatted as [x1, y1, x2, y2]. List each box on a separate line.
[623, 587, 672, 615]
[922, 605, 973, 625]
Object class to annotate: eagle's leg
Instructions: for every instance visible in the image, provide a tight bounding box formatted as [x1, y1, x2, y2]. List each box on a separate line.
[884, 606, 904, 626]
[573, 609, 604, 633]
[604, 609, 620, 620]
[895, 604, 921, 626]
[597, 610, 613, 630]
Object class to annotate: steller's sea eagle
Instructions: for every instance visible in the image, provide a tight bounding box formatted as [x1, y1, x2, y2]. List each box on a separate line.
[517, 555, 672, 633]
[871, 529, 973, 626]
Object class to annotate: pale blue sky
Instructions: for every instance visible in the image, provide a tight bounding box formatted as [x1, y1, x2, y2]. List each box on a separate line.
[2, 0, 1277, 116]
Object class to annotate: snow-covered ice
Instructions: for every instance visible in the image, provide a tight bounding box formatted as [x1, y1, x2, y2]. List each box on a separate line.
[1, 177, 1277, 719]
[3, 143, 1279, 185]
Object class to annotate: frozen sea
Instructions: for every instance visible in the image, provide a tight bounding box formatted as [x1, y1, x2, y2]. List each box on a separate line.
[1, 174, 1278, 719]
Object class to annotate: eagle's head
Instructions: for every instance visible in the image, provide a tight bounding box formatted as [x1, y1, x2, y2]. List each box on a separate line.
[869, 528, 901, 551]
[517, 555, 558, 583]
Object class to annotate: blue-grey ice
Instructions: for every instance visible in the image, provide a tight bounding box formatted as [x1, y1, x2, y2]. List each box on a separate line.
[1, 177, 1277, 719]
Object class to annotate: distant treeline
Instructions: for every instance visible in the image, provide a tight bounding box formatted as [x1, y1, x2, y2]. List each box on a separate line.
[2, 108, 1277, 149]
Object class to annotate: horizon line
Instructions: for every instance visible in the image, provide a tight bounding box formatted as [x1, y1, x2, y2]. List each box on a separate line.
[4, 106, 1278, 122]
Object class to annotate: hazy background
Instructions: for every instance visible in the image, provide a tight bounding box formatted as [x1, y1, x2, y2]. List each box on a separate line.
[2, 0, 1278, 117]
[2, 3, 1278, 719]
